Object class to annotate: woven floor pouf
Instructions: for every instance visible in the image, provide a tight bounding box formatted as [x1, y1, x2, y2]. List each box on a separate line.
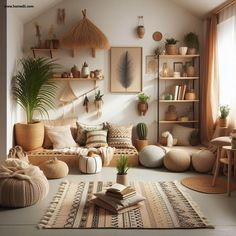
[79, 152, 102, 174]
[39, 158, 69, 179]
[0, 158, 49, 208]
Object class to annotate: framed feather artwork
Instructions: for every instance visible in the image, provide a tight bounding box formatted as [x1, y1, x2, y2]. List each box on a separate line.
[110, 47, 143, 93]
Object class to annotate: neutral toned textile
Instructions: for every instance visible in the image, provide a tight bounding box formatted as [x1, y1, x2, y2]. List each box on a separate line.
[76, 122, 105, 146]
[0, 159, 49, 208]
[164, 149, 191, 172]
[38, 181, 213, 229]
[138, 145, 165, 168]
[210, 136, 231, 146]
[191, 150, 216, 173]
[79, 155, 102, 174]
[201, 14, 219, 143]
[98, 146, 115, 166]
[86, 130, 108, 148]
[181, 176, 236, 194]
[172, 125, 195, 146]
[42, 118, 77, 148]
[39, 158, 69, 179]
[47, 125, 78, 149]
[107, 123, 134, 148]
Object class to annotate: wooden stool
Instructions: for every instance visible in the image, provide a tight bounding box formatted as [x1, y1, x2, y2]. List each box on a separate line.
[212, 145, 235, 196]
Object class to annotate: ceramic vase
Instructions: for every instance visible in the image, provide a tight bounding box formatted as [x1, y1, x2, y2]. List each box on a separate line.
[179, 47, 188, 55]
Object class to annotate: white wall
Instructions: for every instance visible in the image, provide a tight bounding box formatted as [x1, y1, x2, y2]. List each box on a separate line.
[22, 0, 203, 144]
[6, 11, 24, 158]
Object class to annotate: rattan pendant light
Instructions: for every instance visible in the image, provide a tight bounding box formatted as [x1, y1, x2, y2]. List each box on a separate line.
[62, 9, 110, 57]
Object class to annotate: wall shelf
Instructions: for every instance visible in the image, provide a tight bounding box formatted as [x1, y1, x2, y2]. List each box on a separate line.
[51, 78, 104, 81]
[159, 54, 200, 59]
[159, 100, 199, 103]
[160, 76, 199, 80]
[159, 120, 199, 124]
[31, 48, 74, 58]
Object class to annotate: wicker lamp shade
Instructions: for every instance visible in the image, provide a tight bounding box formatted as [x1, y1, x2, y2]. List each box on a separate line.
[62, 9, 110, 57]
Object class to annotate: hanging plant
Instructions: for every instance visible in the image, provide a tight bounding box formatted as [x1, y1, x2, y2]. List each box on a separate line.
[94, 90, 104, 118]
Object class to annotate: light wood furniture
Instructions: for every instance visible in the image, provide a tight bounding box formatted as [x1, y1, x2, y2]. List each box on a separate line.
[212, 145, 236, 196]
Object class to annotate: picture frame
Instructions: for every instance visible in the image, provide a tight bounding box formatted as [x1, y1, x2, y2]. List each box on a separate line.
[173, 62, 183, 73]
[146, 55, 157, 74]
[110, 47, 143, 93]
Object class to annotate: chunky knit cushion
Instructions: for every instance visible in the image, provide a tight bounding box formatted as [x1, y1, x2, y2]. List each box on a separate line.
[86, 130, 108, 148]
[0, 159, 49, 208]
[76, 122, 105, 146]
[107, 123, 134, 149]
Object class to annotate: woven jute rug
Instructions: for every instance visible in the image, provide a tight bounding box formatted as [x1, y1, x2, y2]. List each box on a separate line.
[38, 181, 213, 229]
[181, 175, 236, 194]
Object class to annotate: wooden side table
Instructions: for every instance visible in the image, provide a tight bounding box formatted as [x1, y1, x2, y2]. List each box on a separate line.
[212, 145, 235, 196]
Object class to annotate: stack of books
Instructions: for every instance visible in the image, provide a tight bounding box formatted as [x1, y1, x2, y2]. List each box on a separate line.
[173, 84, 187, 100]
[91, 183, 145, 214]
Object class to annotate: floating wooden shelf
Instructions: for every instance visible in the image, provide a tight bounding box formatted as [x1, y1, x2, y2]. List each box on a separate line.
[159, 100, 199, 103]
[159, 120, 199, 124]
[160, 76, 199, 80]
[159, 54, 200, 59]
[31, 48, 74, 58]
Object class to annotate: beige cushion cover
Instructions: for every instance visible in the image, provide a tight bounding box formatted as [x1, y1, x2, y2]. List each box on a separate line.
[172, 125, 195, 146]
[47, 125, 78, 149]
[164, 149, 191, 172]
[210, 136, 231, 146]
[107, 123, 134, 148]
[86, 130, 108, 148]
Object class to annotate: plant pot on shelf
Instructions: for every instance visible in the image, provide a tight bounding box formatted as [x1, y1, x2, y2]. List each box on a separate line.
[165, 44, 177, 55]
[219, 118, 228, 127]
[136, 139, 148, 151]
[138, 102, 148, 116]
[187, 66, 195, 77]
[116, 174, 128, 186]
[14, 121, 44, 151]
[187, 48, 197, 55]
[179, 47, 188, 55]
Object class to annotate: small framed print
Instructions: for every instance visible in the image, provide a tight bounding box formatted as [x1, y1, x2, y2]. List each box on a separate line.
[173, 62, 183, 73]
[146, 55, 157, 74]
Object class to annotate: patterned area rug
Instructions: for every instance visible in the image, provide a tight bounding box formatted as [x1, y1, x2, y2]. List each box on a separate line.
[39, 181, 213, 229]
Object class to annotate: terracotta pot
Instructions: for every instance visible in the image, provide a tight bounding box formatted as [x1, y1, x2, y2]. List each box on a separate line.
[138, 102, 148, 116]
[15, 122, 44, 151]
[52, 39, 60, 49]
[187, 48, 197, 55]
[116, 174, 128, 186]
[219, 118, 228, 127]
[187, 66, 195, 77]
[137, 25, 145, 39]
[136, 139, 148, 151]
[165, 44, 177, 55]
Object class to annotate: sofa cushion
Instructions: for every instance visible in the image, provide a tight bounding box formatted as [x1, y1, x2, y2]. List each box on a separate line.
[76, 122, 105, 146]
[210, 136, 231, 146]
[86, 130, 108, 148]
[107, 123, 134, 149]
[172, 125, 195, 146]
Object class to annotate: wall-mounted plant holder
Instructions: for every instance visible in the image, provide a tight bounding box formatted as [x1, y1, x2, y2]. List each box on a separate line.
[137, 16, 145, 39]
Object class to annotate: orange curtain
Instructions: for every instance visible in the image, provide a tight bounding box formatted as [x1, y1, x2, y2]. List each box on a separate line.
[201, 14, 219, 143]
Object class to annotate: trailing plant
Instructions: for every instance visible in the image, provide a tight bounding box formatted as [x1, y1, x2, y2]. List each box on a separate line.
[116, 155, 129, 175]
[136, 123, 148, 140]
[95, 90, 104, 101]
[165, 37, 178, 45]
[184, 32, 199, 50]
[219, 105, 230, 119]
[12, 57, 59, 124]
[137, 92, 150, 103]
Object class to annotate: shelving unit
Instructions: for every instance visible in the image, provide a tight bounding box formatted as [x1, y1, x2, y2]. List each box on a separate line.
[157, 54, 200, 142]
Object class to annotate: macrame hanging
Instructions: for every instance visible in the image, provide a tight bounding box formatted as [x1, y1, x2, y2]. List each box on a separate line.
[61, 9, 110, 57]
[59, 82, 78, 118]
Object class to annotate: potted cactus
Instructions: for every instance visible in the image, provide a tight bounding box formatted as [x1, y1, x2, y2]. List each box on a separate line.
[137, 92, 150, 116]
[219, 105, 230, 127]
[136, 123, 148, 151]
[116, 155, 129, 186]
[165, 38, 179, 55]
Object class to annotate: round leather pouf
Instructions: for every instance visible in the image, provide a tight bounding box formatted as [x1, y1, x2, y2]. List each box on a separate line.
[39, 158, 69, 179]
[139, 145, 165, 168]
[192, 150, 215, 173]
[79, 154, 102, 174]
[0, 159, 49, 208]
[164, 149, 190, 172]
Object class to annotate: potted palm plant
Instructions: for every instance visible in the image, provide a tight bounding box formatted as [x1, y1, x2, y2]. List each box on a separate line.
[165, 38, 179, 55]
[12, 57, 58, 151]
[136, 123, 148, 151]
[184, 32, 199, 55]
[116, 155, 129, 186]
[137, 92, 150, 116]
[219, 105, 230, 127]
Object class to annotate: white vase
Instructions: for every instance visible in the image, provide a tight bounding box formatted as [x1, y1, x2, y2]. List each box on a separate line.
[179, 47, 188, 55]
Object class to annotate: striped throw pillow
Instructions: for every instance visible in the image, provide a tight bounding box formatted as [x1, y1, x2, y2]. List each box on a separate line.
[107, 123, 134, 149]
[86, 130, 108, 148]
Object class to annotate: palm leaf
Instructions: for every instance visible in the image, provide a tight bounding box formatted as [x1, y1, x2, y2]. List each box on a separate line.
[119, 51, 133, 90]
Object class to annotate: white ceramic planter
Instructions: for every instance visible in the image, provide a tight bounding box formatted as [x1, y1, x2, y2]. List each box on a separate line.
[179, 47, 188, 55]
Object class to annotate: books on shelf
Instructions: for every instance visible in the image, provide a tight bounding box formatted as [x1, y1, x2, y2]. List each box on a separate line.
[173, 84, 187, 100]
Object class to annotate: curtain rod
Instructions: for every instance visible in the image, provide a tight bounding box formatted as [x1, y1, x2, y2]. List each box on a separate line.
[208, 0, 236, 16]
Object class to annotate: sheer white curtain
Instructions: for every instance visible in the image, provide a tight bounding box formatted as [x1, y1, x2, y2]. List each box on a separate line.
[217, 3, 236, 128]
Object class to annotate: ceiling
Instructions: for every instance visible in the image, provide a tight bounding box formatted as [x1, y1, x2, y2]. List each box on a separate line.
[7, 0, 227, 23]
[170, 0, 227, 18]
